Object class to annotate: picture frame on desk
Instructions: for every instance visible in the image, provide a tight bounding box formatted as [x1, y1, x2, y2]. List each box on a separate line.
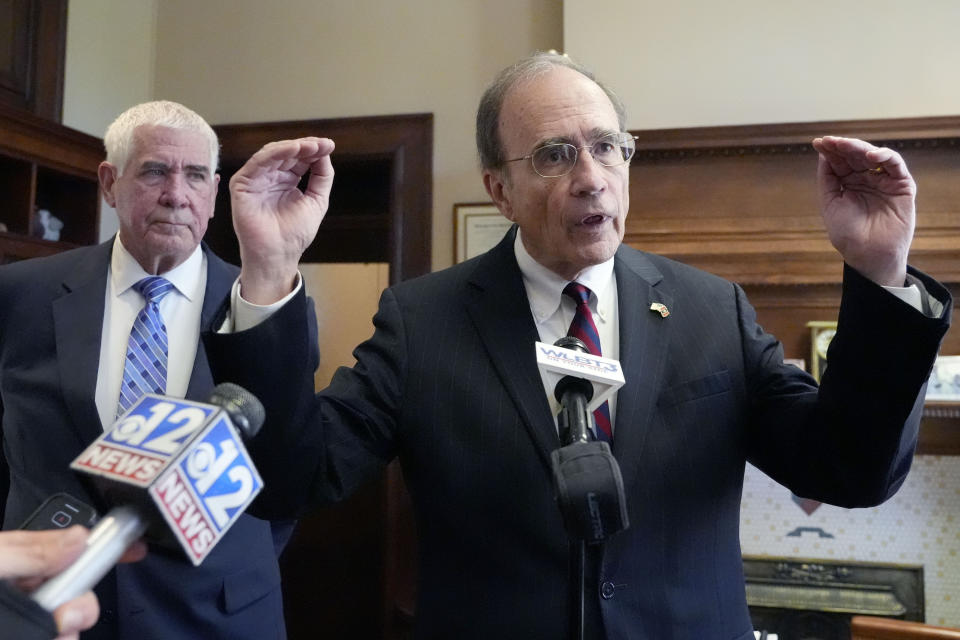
[806, 321, 837, 383]
[454, 203, 511, 263]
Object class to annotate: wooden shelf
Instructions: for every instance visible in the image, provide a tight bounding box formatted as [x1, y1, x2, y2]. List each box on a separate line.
[0, 103, 102, 263]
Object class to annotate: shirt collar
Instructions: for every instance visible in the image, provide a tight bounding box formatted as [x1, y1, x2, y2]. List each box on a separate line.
[110, 236, 204, 301]
[513, 229, 615, 324]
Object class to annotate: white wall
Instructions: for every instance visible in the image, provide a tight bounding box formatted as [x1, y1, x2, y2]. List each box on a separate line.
[64, 1, 960, 261]
[63, 0, 158, 241]
[565, 0, 960, 129]
[150, 0, 562, 271]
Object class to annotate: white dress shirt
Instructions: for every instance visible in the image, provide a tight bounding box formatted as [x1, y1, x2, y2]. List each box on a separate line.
[514, 230, 620, 433]
[95, 237, 207, 429]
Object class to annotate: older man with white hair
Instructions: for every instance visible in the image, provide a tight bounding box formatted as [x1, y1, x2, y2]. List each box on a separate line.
[0, 100, 306, 639]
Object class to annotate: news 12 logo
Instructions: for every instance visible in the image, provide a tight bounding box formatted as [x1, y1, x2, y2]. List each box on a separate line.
[74, 397, 217, 486]
[72, 395, 263, 566]
[150, 412, 263, 565]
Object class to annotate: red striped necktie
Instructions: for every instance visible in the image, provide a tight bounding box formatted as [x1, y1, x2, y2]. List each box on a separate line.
[563, 282, 613, 442]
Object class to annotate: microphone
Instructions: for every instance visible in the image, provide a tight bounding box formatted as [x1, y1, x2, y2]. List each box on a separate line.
[30, 383, 265, 612]
[552, 336, 597, 445]
[539, 338, 629, 640]
[535, 338, 624, 416]
[538, 339, 628, 545]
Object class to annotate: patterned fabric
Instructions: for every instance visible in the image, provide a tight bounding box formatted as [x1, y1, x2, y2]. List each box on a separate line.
[117, 276, 174, 416]
[563, 282, 613, 442]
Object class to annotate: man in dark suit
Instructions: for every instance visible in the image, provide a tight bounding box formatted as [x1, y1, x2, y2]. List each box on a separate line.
[0, 101, 299, 639]
[206, 53, 951, 638]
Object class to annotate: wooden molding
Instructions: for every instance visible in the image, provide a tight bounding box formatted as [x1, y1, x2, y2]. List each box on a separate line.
[0, 103, 103, 175]
[627, 115, 960, 287]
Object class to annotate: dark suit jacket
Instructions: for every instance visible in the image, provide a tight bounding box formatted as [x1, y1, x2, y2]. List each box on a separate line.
[206, 228, 951, 640]
[0, 240, 290, 640]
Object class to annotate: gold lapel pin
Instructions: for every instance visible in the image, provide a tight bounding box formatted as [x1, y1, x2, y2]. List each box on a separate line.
[649, 302, 670, 317]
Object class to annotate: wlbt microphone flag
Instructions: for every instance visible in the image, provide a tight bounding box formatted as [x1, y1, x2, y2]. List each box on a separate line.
[535, 340, 625, 413]
[31, 383, 264, 612]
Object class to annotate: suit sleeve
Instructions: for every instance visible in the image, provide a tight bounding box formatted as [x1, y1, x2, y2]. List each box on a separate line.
[0, 581, 59, 640]
[743, 264, 951, 507]
[203, 286, 402, 518]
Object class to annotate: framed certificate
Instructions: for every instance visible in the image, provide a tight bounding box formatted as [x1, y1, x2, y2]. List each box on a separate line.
[454, 203, 511, 263]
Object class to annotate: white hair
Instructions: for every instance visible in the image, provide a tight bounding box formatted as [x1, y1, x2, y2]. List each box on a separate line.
[103, 100, 219, 175]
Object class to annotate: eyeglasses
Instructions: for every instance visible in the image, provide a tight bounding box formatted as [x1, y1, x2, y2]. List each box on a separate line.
[503, 132, 638, 178]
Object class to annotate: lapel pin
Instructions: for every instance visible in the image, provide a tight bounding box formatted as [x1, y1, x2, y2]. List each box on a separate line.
[649, 302, 670, 318]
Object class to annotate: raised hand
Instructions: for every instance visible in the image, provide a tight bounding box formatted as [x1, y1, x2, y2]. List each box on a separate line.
[229, 137, 335, 304]
[813, 136, 916, 287]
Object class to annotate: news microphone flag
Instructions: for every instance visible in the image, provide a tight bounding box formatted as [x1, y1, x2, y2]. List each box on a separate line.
[70, 393, 263, 566]
[535, 341, 625, 414]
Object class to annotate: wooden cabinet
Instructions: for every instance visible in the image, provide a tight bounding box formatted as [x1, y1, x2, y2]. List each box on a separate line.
[0, 104, 103, 263]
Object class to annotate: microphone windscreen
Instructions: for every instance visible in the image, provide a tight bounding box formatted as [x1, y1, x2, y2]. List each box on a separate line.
[207, 383, 265, 439]
[555, 336, 587, 353]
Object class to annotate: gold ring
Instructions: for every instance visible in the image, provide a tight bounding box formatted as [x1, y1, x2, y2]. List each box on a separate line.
[869, 166, 886, 174]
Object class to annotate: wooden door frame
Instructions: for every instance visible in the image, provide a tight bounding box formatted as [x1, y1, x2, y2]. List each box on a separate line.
[214, 114, 431, 638]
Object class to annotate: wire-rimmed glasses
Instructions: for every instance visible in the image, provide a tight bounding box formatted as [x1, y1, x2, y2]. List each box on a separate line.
[504, 132, 638, 178]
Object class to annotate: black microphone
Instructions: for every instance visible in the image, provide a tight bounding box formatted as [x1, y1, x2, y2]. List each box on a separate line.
[553, 336, 595, 446]
[540, 337, 629, 545]
[31, 383, 265, 612]
[541, 337, 630, 640]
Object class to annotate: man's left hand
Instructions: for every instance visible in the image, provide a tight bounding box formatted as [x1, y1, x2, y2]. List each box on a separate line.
[813, 135, 916, 287]
[229, 137, 335, 304]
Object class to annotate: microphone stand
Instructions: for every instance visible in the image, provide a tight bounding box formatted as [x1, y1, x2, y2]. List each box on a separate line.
[550, 336, 629, 640]
[557, 385, 591, 640]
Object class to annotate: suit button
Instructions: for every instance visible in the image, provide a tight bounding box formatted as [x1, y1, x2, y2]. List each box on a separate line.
[600, 581, 616, 599]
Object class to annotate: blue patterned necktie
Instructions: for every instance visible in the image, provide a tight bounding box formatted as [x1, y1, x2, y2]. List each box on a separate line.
[563, 282, 613, 442]
[117, 276, 175, 416]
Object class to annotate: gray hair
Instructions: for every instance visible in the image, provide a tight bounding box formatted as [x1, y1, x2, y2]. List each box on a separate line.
[104, 100, 220, 176]
[476, 51, 627, 170]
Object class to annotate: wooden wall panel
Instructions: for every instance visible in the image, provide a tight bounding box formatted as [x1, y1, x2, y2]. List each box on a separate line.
[625, 116, 960, 454]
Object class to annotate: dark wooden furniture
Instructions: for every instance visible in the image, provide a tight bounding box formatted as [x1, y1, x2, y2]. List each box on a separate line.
[0, 103, 102, 262]
[626, 115, 960, 455]
[851, 616, 960, 639]
[0, 0, 67, 121]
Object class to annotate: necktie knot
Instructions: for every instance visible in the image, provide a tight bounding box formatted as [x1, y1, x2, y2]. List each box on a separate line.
[563, 282, 592, 307]
[134, 276, 174, 304]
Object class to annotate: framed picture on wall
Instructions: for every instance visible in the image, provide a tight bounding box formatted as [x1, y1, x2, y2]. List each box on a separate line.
[454, 203, 511, 263]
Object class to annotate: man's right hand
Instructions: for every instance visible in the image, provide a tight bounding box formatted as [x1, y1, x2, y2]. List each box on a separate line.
[229, 137, 335, 305]
[0, 526, 146, 639]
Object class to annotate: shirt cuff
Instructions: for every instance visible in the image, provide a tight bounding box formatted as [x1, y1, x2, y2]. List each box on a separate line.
[882, 274, 944, 318]
[218, 272, 304, 333]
